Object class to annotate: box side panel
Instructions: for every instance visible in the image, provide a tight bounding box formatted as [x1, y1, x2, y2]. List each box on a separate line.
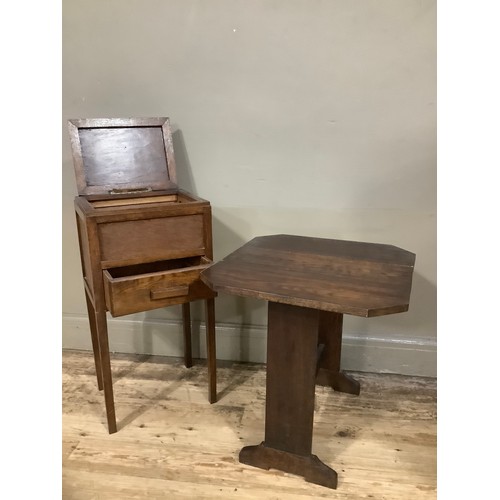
[75, 211, 94, 294]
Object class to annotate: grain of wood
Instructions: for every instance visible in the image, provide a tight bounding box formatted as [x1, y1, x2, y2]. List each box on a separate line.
[91, 195, 178, 208]
[62, 350, 436, 499]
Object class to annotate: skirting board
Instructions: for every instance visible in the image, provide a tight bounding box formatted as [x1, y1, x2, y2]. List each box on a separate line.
[62, 314, 436, 378]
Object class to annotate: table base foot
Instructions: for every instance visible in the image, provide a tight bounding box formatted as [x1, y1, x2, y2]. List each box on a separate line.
[316, 368, 360, 395]
[239, 442, 338, 489]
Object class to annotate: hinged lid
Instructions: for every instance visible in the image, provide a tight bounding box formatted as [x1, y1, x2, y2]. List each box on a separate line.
[68, 117, 178, 196]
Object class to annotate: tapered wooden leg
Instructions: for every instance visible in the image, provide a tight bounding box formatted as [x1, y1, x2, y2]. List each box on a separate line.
[205, 298, 217, 403]
[240, 302, 338, 489]
[182, 303, 193, 368]
[84, 291, 103, 391]
[316, 311, 360, 395]
[93, 301, 117, 434]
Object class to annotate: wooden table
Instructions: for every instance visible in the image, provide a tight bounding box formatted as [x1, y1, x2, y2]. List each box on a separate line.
[200, 234, 415, 489]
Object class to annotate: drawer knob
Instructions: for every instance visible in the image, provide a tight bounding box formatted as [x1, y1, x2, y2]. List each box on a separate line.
[150, 286, 189, 300]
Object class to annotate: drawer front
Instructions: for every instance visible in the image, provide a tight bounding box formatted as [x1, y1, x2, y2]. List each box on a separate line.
[103, 258, 215, 317]
[98, 214, 205, 267]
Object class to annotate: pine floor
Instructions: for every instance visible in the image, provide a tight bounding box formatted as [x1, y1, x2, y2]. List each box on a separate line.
[62, 349, 437, 499]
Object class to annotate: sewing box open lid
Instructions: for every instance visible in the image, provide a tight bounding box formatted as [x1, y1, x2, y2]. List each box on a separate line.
[68, 117, 178, 197]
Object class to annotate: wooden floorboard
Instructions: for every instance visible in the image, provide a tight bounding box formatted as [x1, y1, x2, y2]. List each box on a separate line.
[62, 349, 436, 499]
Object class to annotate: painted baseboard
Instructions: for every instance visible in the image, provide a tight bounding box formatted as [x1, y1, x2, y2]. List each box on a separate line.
[62, 313, 436, 377]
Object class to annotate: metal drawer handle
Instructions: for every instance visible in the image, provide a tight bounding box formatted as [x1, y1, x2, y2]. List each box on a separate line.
[150, 286, 189, 300]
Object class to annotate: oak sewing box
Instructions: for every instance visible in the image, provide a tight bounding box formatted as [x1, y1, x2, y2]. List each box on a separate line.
[68, 117, 217, 434]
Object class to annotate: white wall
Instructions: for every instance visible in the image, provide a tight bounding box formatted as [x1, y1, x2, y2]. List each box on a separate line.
[62, 0, 436, 376]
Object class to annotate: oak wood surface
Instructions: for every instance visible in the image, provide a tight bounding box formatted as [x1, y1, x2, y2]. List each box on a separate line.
[238, 302, 340, 488]
[241, 303, 361, 488]
[68, 117, 177, 195]
[201, 234, 416, 318]
[69, 117, 218, 434]
[264, 302, 319, 456]
[91, 194, 179, 208]
[316, 311, 361, 395]
[74, 195, 210, 222]
[200, 234, 416, 487]
[62, 350, 437, 499]
[98, 215, 205, 265]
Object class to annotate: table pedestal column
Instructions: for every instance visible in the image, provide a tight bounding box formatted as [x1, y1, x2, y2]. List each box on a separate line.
[316, 311, 360, 395]
[239, 301, 338, 489]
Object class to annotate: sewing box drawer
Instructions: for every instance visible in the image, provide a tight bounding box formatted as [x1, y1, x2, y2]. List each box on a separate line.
[103, 256, 213, 316]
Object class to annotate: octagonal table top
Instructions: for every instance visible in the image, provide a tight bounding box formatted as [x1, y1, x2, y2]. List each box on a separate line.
[201, 234, 416, 317]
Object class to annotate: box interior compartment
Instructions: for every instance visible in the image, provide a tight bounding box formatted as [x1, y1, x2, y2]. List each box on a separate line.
[90, 192, 195, 209]
[106, 256, 209, 279]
